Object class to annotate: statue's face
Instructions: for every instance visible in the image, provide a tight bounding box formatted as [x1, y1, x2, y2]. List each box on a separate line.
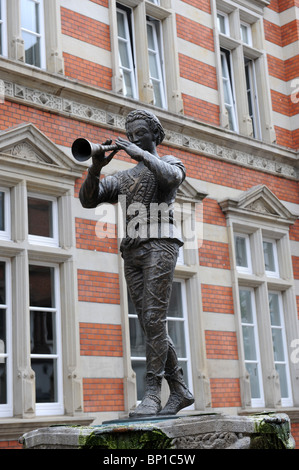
[126, 119, 156, 152]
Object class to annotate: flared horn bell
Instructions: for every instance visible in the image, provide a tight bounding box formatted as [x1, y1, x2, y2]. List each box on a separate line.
[71, 138, 118, 162]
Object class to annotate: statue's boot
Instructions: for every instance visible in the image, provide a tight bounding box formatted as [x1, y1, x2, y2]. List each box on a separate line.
[129, 374, 162, 417]
[159, 367, 194, 415]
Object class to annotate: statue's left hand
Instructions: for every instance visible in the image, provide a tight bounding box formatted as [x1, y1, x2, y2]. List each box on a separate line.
[115, 137, 144, 162]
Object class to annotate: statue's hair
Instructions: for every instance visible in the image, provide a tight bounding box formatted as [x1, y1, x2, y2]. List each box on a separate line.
[125, 109, 165, 146]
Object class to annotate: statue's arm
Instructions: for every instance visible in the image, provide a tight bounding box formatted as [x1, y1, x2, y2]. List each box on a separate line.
[79, 170, 119, 208]
[142, 153, 186, 189]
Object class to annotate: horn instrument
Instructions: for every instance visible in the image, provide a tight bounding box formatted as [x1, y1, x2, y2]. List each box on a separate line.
[71, 138, 118, 162]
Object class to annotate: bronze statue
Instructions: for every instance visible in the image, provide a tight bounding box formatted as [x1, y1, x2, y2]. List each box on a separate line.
[77, 109, 194, 417]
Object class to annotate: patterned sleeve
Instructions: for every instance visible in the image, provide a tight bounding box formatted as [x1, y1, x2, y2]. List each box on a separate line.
[79, 172, 119, 208]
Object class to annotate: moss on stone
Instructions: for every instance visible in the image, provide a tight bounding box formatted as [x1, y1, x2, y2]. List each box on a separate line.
[78, 428, 173, 450]
[250, 413, 295, 449]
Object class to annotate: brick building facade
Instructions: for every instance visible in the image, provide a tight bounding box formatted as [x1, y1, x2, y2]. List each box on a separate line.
[0, 0, 298, 448]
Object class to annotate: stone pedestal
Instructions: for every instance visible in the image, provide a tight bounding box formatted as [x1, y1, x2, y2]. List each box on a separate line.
[20, 412, 295, 450]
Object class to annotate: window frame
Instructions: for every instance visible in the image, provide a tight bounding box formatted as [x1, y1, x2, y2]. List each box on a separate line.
[27, 192, 59, 247]
[268, 291, 293, 407]
[220, 49, 238, 132]
[244, 57, 261, 140]
[217, 11, 230, 35]
[116, 4, 138, 100]
[146, 16, 167, 109]
[240, 21, 252, 46]
[234, 232, 252, 274]
[239, 286, 265, 408]
[0, 258, 12, 418]
[214, 2, 276, 143]
[29, 261, 64, 416]
[263, 237, 279, 278]
[0, 187, 11, 241]
[20, 0, 46, 69]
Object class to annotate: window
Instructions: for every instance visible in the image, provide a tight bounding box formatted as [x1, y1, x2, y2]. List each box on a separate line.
[29, 263, 63, 415]
[240, 22, 252, 45]
[244, 58, 261, 140]
[20, 0, 46, 68]
[263, 238, 279, 277]
[234, 233, 252, 273]
[146, 17, 166, 109]
[239, 288, 264, 407]
[217, 12, 229, 35]
[214, 2, 275, 143]
[129, 280, 192, 402]
[221, 185, 299, 409]
[0, 188, 10, 240]
[0, 260, 12, 417]
[28, 194, 58, 246]
[0, 0, 7, 57]
[220, 50, 238, 132]
[268, 292, 293, 406]
[111, 1, 182, 113]
[117, 5, 138, 99]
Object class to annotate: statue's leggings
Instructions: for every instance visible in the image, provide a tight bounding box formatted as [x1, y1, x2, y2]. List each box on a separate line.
[123, 239, 180, 388]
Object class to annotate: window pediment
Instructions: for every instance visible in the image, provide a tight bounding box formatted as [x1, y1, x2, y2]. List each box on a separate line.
[176, 178, 207, 204]
[220, 185, 297, 226]
[0, 123, 83, 180]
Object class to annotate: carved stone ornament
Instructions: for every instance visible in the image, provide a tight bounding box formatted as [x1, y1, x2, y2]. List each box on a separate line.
[2, 79, 298, 181]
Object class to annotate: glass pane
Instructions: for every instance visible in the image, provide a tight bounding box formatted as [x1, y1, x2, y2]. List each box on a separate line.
[217, 14, 226, 34]
[149, 52, 159, 79]
[30, 310, 55, 354]
[131, 360, 146, 401]
[242, 325, 257, 361]
[23, 31, 41, 67]
[123, 70, 134, 98]
[0, 261, 6, 304]
[0, 309, 6, 348]
[246, 362, 261, 399]
[21, 0, 40, 33]
[240, 24, 249, 44]
[275, 363, 288, 398]
[117, 11, 126, 39]
[28, 197, 53, 238]
[168, 320, 186, 358]
[168, 283, 183, 318]
[269, 293, 281, 326]
[221, 54, 228, 78]
[0, 361, 7, 404]
[239, 289, 253, 324]
[152, 80, 163, 108]
[29, 265, 55, 308]
[272, 328, 285, 362]
[263, 241, 276, 272]
[0, 192, 4, 231]
[235, 236, 248, 267]
[118, 40, 130, 68]
[223, 79, 231, 104]
[31, 358, 57, 403]
[129, 317, 146, 357]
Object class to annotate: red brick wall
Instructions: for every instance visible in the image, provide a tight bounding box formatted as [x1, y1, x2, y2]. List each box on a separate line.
[80, 323, 123, 356]
[0, 440, 23, 449]
[63, 53, 112, 90]
[83, 378, 125, 412]
[291, 422, 299, 449]
[206, 331, 238, 360]
[210, 378, 242, 407]
[179, 54, 218, 89]
[199, 240, 230, 269]
[201, 285, 234, 314]
[75, 218, 118, 253]
[61, 7, 110, 50]
[77, 270, 120, 304]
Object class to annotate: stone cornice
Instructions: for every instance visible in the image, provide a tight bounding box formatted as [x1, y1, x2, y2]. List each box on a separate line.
[1, 60, 298, 181]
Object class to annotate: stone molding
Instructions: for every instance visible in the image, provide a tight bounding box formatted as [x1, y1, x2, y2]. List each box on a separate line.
[2, 79, 298, 181]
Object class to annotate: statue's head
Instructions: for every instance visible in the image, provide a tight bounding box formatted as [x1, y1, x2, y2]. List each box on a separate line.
[125, 109, 165, 146]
